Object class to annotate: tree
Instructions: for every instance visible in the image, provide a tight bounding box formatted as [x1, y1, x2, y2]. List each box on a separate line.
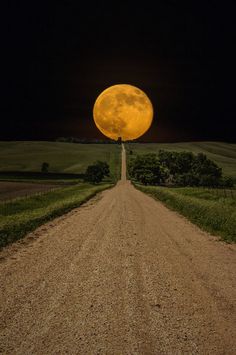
[158, 150, 194, 175]
[41, 162, 49, 173]
[84, 161, 110, 184]
[134, 170, 158, 185]
[84, 165, 104, 184]
[173, 173, 199, 187]
[191, 153, 222, 186]
[96, 161, 110, 177]
[219, 176, 234, 188]
[129, 154, 168, 185]
[157, 150, 222, 187]
[129, 151, 224, 188]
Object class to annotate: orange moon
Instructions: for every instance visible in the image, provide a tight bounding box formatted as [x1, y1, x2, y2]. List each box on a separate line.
[93, 84, 153, 141]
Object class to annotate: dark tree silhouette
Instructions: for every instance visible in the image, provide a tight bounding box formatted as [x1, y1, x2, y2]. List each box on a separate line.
[41, 162, 49, 173]
[84, 161, 110, 184]
[129, 151, 223, 187]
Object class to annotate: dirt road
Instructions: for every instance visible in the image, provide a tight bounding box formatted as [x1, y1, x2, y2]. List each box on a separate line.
[0, 146, 236, 354]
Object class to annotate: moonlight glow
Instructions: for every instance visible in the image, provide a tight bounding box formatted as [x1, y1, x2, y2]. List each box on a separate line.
[93, 84, 153, 141]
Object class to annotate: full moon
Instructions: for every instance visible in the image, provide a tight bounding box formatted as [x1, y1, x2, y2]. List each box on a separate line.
[93, 84, 153, 141]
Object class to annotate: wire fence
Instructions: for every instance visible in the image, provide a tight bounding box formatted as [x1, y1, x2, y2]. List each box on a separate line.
[0, 187, 63, 216]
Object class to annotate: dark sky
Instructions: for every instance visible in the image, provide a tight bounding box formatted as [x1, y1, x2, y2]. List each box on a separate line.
[2, 1, 236, 142]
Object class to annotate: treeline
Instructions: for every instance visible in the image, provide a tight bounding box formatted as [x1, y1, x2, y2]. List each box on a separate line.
[128, 150, 234, 188]
[55, 137, 117, 144]
[55, 137, 142, 143]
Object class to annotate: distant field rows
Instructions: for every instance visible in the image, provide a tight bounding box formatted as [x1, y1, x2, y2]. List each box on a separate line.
[127, 142, 236, 178]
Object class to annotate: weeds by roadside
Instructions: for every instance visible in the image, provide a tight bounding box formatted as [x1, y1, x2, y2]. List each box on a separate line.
[0, 183, 112, 248]
[135, 184, 236, 243]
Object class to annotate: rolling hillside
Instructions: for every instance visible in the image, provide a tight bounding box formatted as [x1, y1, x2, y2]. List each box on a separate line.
[0, 141, 121, 181]
[0, 141, 235, 180]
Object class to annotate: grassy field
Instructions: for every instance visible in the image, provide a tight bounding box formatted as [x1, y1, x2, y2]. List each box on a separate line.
[0, 183, 112, 248]
[126, 142, 236, 179]
[136, 184, 236, 243]
[0, 142, 120, 247]
[1, 140, 235, 247]
[0, 141, 121, 182]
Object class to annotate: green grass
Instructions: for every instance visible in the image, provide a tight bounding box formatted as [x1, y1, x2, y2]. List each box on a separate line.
[135, 184, 236, 243]
[0, 141, 121, 182]
[0, 141, 120, 248]
[0, 183, 112, 248]
[127, 142, 236, 179]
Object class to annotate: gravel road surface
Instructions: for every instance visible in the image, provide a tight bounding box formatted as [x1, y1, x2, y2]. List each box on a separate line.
[0, 145, 236, 354]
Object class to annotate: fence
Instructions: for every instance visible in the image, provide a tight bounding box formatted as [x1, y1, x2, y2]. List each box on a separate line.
[0, 186, 63, 216]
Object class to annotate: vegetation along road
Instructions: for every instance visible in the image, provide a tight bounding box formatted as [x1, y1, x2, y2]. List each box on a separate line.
[0, 145, 236, 354]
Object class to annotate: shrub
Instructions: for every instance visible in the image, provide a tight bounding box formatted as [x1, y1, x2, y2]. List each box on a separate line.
[158, 150, 194, 175]
[96, 161, 110, 177]
[41, 162, 49, 173]
[84, 161, 110, 184]
[219, 176, 234, 188]
[129, 151, 224, 187]
[191, 153, 222, 185]
[129, 154, 168, 185]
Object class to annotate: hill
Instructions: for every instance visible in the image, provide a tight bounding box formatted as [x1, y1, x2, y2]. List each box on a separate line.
[0, 141, 121, 181]
[0, 141, 235, 181]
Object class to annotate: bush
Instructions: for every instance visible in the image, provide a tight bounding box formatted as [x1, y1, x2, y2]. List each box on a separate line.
[173, 173, 200, 187]
[129, 154, 168, 185]
[96, 161, 110, 177]
[191, 153, 222, 185]
[41, 162, 49, 173]
[219, 176, 234, 188]
[84, 161, 110, 184]
[158, 150, 194, 175]
[129, 151, 224, 187]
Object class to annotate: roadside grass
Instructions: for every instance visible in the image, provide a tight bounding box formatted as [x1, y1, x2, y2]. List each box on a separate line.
[127, 142, 236, 180]
[0, 183, 112, 248]
[135, 184, 236, 243]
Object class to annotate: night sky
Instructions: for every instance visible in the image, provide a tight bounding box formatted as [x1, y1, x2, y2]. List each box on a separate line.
[2, 1, 235, 142]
